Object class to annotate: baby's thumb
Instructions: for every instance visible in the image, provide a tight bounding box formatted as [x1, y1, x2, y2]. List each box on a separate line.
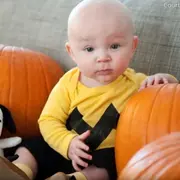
[79, 130, 90, 141]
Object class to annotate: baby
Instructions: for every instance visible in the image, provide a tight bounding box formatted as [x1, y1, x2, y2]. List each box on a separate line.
[0, 0, 178, 180]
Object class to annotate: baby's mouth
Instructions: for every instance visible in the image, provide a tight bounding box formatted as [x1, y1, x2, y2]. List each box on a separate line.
[96, 69, 113, 75]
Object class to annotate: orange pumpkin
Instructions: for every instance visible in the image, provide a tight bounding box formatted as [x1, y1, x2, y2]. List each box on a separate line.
[115, 83, 180, 175]
[119, 132, 180, 180]
[0, 44, 64, 137]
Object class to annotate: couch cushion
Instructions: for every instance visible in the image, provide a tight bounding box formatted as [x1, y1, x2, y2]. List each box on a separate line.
[0, 0, 81, 71]
[124, 0, 180, 79]
[0, 0, 180, 79]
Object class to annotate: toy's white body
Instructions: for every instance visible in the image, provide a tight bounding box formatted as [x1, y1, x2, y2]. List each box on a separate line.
[0, 137, 22, 157]
[0, 108, 22, 157]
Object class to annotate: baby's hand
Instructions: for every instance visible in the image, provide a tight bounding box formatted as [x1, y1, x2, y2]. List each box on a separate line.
[68, 130, 92, 171]
[139, 73, 174, 91]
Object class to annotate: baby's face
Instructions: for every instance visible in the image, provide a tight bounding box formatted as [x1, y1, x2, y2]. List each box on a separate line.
[67, 1, 137, 85]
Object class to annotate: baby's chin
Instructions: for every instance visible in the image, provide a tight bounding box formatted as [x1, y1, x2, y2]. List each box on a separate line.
[96, 75, 118, 85]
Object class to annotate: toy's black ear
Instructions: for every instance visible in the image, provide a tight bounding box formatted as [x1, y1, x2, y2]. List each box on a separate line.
[0, 105, 16, 133]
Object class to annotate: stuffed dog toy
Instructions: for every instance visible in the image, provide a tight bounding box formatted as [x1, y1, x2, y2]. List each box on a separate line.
[0, 105, 22, 158]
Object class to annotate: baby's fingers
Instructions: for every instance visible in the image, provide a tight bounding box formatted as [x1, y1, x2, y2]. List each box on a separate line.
[72, 160, 82, 172]
[77, 148, 92, 160]
[77, 140, 89, 152]
[78, 130, 90, 141]
[74, 155, 88, 169]
[154, 76, 161, 85]
[147, 77, 155, 86]
[162, 77, 168, 84]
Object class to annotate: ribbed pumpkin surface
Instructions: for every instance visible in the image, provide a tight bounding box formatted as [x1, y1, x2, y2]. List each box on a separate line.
[115, 83, 180, 174]
[0, 44, 64, 137]
[119, 132, 180, 180]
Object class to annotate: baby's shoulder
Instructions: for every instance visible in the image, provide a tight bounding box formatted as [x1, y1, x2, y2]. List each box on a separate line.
[55, 67, 79, 96]
[124, 68, 147, 85]
[58, 67, 79, 84]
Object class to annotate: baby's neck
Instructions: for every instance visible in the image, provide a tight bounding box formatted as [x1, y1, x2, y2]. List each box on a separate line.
[79, 73, 105, 88]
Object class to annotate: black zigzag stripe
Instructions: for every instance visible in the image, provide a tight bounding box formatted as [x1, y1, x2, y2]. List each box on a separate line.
[66, 104, 119, 151]
[66, 107, 92, 133]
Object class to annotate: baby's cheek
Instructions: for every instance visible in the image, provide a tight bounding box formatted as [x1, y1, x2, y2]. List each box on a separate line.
[117, 58, 130, 70]
[81, 65, 94, 76]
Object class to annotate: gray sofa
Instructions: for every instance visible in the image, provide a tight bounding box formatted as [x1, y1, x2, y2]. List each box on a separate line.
[0, 0, 180, 80]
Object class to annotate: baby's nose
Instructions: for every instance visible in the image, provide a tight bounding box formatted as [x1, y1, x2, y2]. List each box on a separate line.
[97, 51, 111, 62]
[97, 57, 111, 63]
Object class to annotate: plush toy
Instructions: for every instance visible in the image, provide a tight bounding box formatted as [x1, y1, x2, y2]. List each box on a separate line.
[0, 104, 22, 157]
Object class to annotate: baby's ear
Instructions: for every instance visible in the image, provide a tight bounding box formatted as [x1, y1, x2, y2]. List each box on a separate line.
[132, 36, 138, 53]
[65, 42, 75, 61]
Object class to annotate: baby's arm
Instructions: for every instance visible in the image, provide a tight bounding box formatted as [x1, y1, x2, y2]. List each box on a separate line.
[38, 77, 76, 159]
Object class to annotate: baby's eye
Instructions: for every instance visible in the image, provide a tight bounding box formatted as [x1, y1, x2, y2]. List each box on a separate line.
[84, 47, 94, 52]
[110, 44, 120, 49]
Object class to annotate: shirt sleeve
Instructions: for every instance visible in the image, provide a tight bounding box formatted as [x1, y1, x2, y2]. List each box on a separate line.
[38, 76, 77, 159]
[135, 72, 147, 88]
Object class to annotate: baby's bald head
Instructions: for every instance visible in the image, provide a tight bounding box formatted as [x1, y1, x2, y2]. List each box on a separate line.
[65, 0, 138, 85]
[67, 0, 134, 41]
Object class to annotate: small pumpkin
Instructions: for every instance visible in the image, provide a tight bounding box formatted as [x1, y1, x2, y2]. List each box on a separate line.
[119, 132, 180, 180]
[0, 44, 64, 137]
[115, 83, 180, 175]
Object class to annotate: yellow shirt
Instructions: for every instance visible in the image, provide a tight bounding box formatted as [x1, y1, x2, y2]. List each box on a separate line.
[38, 67, 147, 159]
